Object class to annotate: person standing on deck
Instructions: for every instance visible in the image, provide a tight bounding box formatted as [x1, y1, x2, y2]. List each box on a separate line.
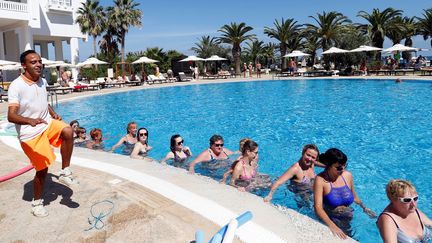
[7, 50, 78, 217]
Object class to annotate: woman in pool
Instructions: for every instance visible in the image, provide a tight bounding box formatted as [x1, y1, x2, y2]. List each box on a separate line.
[86, 128, 104, 150]
[188, 134, 234, 174]
[70, 120, 79, 139]
[130, 128, 152, 159]
[314, 148, 376, 239]
[160, 134, 192, 166]
[264, 144, 322, 203]
[377, 179, 431, 243]
[110, 121, 138, 154]
[228, 139, 259, 191]
[74, 127, 88, 146]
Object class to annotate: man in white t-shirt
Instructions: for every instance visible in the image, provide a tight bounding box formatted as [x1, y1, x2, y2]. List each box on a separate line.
[7, 50, 78, 217]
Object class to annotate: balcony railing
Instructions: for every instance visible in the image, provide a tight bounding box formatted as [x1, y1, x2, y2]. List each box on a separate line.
[47, 0, 73, 13]
[0, 0, 28, 12]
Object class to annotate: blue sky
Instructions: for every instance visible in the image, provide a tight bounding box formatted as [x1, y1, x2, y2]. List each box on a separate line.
[75, 0, 432, 60]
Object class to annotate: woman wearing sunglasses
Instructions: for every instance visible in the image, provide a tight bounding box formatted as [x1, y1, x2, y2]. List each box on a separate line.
[130, 128, 152, 159]
[377, 179, 431, 243]
[160, 134, 192, 166]
[188, 134, 234, 174]
[313, 148, 376, 239]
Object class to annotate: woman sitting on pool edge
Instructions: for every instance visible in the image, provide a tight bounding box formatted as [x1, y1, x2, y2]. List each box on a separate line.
[377, 179, 431, 243]
[160, 134, 192, 166]
[314, 148, 376, 239]
[110, 121, 138, 154]
[188, 134, 234, 174]
[264, 144, 323, 203]
[130, 128, 152, 159]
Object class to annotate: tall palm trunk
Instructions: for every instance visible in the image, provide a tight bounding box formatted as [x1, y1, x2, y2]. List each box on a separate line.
[121, 34, 125, 78]
[280, 43, 287, 70]
[233, 45, 241, 74]
[92, 35, 98, 70]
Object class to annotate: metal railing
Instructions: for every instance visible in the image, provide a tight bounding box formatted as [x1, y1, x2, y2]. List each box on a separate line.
[0, 0, 28, 12]
[47, 0, 71, 8]
[47, 90, 58, 107]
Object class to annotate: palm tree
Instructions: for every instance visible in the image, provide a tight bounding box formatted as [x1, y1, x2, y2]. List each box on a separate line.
[357, 8, 403, 59]
[264, 18, 302, 70]
[75, 0, 105, 57]
[417, 8, 432, 48]
[306, 11, 351, 51]
[385, 16, 407, 45]
[98, 17, 119, 65]
[302, 31, 321, 66]
[107, 0, 142, 75]
[244, 40, 265, 64]
[191, 36, 219, 58]
[262, 43, 277, 68]
[217, 22, 255, 75]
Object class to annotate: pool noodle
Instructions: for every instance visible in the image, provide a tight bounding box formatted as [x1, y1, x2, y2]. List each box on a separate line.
[195, 230, 205, 243]
[209, 211, 252, 243]
[221, 218, 238, 243]
[0, 165, 34, 182]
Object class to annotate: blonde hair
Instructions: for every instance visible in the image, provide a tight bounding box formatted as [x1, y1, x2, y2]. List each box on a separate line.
[386, 179, 417, 201]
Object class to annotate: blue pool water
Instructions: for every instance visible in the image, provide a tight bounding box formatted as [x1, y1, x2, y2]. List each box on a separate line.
[56, 79, 432, 242]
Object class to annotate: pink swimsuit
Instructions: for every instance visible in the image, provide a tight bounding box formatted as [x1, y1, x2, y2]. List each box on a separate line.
[240, 160, 256, 180]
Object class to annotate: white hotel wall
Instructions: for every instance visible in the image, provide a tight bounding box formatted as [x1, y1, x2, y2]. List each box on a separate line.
[0, 0, 87, 80]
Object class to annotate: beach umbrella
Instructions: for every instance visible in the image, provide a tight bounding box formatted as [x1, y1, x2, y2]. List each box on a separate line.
[205, 55, 227, 74]
[205, 55, 227, 61]
[77, 57, 108, 68]
[0, 60, 19, 66]
[350, 45, 382, 53]
[284, 50, 311, 58]
[132, 56, 159, 64]
[382, 44, 418, 53]
[132, 56, 159, 76]
[321, 47, 349, 55]
[178, 55, 205, 62]
[45, 61, 75, 68]
[41, 57, 58, 65]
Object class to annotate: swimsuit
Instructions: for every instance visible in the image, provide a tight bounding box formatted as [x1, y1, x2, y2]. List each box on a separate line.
[208, 149, 229, 162]
[239, 159, 256, 180]
[323, 175, 354, 209]
[173, 150, 188, 163]
[379, 210, 432, 243]
[122, 140, 135, 154]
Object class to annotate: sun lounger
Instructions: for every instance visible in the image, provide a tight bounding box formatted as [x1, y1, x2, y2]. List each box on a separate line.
[202, 72, 218, 79]
[148, 75, 164, 84]
[421, 67, 432, 76]
[178, 72, 192, 82]
[78, 81, 99, 90]
[162, 73, 176, 82]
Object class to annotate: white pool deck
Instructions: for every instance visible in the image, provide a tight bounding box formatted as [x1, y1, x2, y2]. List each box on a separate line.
[2, 74, 428, 242]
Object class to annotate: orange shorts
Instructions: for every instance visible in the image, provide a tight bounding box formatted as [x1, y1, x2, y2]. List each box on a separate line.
[21, 119, 68, 171]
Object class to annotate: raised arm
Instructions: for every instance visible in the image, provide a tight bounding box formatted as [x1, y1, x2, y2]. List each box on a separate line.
[348, 172, 376, 218]
[160, 151, 174, 165]
[313, 176, 347, 239]
[223, 148, 235, 156]
[264, 166, 297, 202]
[110, 136, 126, 152]
[188, 150, 210, 174]
[419, 209, 432, 226]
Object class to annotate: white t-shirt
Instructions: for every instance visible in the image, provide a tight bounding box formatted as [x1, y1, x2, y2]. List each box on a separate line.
[8, 75, 52, 141]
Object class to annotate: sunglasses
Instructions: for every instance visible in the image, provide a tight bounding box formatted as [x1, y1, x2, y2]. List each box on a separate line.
[139, 132, 148, 136]
[334, 164, 348, 171]
[399, 195, 419, 203]
[177, 140, 184, 146]
[214, 143, 224, 147]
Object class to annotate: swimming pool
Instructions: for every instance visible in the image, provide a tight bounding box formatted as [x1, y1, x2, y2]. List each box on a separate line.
[56, 79, 432, 242]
